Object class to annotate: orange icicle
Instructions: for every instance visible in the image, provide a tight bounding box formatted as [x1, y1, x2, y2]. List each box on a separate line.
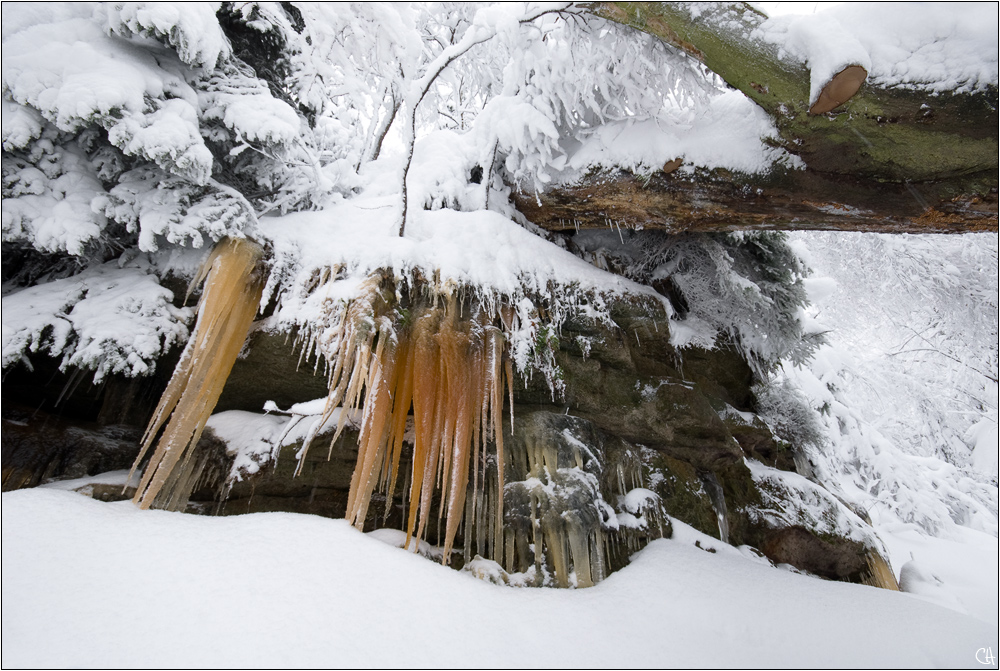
[130, 237, 265, 510]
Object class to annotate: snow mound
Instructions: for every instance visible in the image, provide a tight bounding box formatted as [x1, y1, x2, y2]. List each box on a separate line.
[2, 487, 995, 668]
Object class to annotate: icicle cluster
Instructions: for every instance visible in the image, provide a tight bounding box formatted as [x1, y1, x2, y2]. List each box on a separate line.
[470, 417, 668, 588]
[503, 435, 611, 588]
[605, 448, 670, 567]
[130, 237, 265, 509]
[299, 275, 513, 564]
[127, 254, 664, 586]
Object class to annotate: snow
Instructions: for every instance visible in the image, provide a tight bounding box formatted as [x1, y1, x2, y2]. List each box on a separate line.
[205, 411, 287, 482]
[199, 67, 302, 147]
[787, 232, 998, 531]
[103, 3, 231, 70]
[566, 89, 802, 176]
[756, 2, 998, 98]
[883, 522, 1000, 627]
[97, 169, 259, 252]
[756, 8, 871, 106]
[207, 405, 362, 483]
[1, 257, 191, 381]
[255, 189, 670, 390]
[617, 487, 662, 530]
[3, 487, 996, 669]
[2, 2, 304, 194]
[1, 98, 44, 151]
[2, 13, 213, 182]
[1, 139, 109, 255]
[264, 201, 646, 299]
[970, 419, 1000, 477]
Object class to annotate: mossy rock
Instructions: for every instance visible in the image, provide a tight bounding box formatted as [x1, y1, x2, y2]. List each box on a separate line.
[724, 414, 797, 472]
[639, 450, 719, 539]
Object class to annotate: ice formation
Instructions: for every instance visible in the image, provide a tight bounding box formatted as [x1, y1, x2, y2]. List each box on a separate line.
[126, 233, 670, 587]
[294, 272, 513, 563]
[130, 237, 265, 509]
[475, 417, 669, 588]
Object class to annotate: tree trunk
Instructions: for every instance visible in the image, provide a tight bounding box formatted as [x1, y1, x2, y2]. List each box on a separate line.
[513, 166, 998, 234]
[514, 2, 998, 234]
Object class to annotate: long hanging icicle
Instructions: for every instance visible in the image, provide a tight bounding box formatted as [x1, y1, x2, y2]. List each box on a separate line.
[401, 305, 510, 563]
[309, 279, 510, 565]
[295, 274, 388, 475]
[129, 237, 265, 509]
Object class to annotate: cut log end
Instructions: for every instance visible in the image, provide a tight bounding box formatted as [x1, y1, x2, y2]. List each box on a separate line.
[810, 65, 868, 115]
[662, 158, 684, 174]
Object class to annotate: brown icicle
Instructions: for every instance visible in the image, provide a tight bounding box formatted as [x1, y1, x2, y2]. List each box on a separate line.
[315, 279, 516, 567]
[405, 308, 441, 550]
[382, 331, 414, 520]
[130, 237, 265, 510]
[441, 318, 476, 559]
[344, 319, 398, 528]
[295, 275, 385, 476]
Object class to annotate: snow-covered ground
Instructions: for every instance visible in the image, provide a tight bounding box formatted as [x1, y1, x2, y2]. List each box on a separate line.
[2, 485, 996, 669]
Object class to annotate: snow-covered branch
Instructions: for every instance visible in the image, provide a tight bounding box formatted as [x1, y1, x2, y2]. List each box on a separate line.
[397, 3, 575, 236]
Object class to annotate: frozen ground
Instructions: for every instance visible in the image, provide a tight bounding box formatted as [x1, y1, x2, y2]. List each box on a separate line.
[2, 485, 996, 669]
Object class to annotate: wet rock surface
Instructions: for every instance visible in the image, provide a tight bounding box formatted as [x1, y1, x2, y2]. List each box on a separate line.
[516, 298, 747, 471]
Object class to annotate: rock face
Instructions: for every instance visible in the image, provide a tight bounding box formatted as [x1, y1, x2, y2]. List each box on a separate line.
[516, 298, 749, 471]
[2, 292, 895, 589]
[199, 293, 894, 587]
[2, 405, 142, 491]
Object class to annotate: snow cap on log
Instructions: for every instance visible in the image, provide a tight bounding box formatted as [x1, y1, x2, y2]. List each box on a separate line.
[753, 11, 872, 114]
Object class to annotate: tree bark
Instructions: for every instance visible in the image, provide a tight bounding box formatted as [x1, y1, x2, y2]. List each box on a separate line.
[513, 166, 998, 234]
[514, 2, 998, 234]
[594, 2, 998, 182]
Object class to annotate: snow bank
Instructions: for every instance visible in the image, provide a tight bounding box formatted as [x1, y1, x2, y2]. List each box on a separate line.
[3, 488, 996, 668]
[881, 521, 1000, 627]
